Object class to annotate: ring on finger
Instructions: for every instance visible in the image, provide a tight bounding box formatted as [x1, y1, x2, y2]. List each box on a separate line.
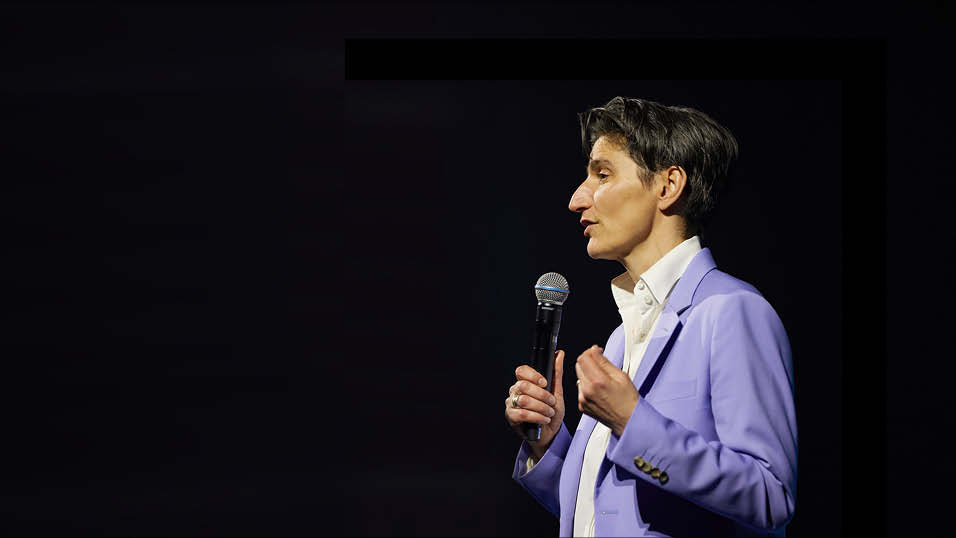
[511, 394, 522, 409]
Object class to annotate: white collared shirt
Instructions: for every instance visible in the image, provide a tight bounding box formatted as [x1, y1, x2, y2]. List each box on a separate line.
[572, 235, 702, 537]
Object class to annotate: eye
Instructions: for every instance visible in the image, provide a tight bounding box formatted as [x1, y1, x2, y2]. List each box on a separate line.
[598, 172, 610, 183]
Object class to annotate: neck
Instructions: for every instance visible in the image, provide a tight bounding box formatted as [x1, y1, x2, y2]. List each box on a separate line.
[619, 225, 686, 283]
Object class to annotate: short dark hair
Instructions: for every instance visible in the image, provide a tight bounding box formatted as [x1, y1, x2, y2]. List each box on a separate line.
[578, 96, 739, 238]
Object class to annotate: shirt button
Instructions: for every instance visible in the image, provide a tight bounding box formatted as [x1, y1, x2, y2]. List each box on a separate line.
[640, 331, 647, 341]
[644, 296, 653, 305]
[637, 281, 645, 290]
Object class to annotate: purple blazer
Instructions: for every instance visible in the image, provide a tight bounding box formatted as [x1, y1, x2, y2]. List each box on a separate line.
[512, 248, 797, 537]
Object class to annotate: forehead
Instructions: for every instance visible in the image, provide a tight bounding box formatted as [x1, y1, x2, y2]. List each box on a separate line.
[589, 135, 631, 164]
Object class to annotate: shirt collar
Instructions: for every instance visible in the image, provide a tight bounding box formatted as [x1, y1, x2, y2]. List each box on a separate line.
[610, 235, 703, 310]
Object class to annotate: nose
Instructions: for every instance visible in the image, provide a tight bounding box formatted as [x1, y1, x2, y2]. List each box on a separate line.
[569, 180, 592, 214]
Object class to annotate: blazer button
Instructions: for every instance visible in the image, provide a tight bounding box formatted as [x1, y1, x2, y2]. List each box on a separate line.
[650, 468, 661, 479]
[640, 461, 652, 473]
[659, 472, 669, 485]
[634, 456, 645, 468]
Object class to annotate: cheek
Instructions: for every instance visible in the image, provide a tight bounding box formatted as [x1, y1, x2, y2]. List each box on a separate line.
[594, 186, 653, 240]
[592, 187, 616, 221]
[593, 187, 629, 231]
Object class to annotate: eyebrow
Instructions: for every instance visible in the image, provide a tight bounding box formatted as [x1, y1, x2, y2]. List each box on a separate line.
[587, 159, 614, 172]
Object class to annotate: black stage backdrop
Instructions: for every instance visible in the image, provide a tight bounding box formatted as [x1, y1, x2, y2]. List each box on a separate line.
[1, 4, 953, 538]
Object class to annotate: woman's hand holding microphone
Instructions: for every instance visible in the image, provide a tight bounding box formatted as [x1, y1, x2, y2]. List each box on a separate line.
[505, 350, 565, 461]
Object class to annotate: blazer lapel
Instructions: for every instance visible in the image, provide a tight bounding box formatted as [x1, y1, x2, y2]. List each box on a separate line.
[632, 310, 682, 397]
[631, 248, 718, 398]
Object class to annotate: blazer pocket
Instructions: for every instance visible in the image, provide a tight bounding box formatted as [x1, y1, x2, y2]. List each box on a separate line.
[650, 379, 697, 403]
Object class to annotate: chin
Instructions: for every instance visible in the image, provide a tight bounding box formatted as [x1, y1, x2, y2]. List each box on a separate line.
[585, 239, 611, 260]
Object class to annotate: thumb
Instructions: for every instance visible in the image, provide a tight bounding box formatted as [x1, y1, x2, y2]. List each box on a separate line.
[552, 350, 565, 399]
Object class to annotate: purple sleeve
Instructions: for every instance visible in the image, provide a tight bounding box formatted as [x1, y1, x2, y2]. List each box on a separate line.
[606, 291, 798, 532]
[511, 422, 572, 518]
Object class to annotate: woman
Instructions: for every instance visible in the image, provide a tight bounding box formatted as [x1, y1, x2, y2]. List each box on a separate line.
[504, 96, 797, 537]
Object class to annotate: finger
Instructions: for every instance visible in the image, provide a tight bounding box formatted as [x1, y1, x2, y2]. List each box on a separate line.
[589, 347, 630, 387]
[552, 350, 565, 400]
[576, 348, 601, 383]
[575, 360, 592, 396]
[578, 379, 588, 413]
[511, 380, 557, 407]
[587, 345, 614, 373]
[586, 344, 606, 362]
[586, 345, 612, 376]
[505, 393, 556, 419]
[515, 365, 548, 388]
[505, 406, 552, 426]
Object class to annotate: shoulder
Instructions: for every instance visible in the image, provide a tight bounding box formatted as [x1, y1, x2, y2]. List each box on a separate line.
[690, 269, 783, 328]
[695, 268, 761, 299]
[682, 270, 793, 381]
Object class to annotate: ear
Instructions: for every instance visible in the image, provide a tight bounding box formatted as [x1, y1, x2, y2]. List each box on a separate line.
[658, 166, 687, 212]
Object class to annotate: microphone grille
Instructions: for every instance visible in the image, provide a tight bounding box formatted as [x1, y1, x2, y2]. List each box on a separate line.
[534, 272, 570, 305]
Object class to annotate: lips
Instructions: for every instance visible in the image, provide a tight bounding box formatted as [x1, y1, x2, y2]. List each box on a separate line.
[581, 219, 597, 236]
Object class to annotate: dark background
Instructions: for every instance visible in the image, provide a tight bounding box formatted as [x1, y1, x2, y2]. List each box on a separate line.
[0, 3, 952, 537]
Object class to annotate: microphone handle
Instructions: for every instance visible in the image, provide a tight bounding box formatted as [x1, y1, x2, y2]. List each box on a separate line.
[522, 302, 563, 441]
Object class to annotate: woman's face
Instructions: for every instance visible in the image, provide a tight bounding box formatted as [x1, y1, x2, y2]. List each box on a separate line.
[568, 135, 661, 261]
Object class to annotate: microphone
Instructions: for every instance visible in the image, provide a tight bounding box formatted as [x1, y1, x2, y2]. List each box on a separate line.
[523, 272, 570, 441]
